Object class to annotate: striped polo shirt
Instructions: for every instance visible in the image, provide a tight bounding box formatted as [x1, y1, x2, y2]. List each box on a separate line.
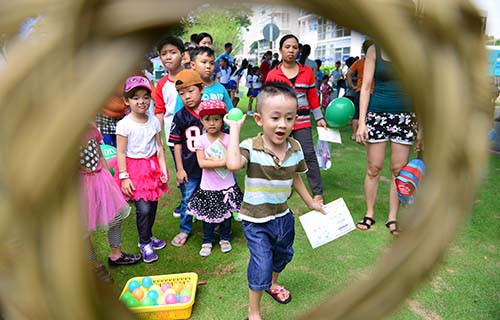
[239, 133, 307, 223]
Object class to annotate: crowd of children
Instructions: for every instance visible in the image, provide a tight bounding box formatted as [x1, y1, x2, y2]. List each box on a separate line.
[81, 32, 348, 320]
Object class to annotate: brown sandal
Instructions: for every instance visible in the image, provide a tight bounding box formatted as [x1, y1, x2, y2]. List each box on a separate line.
[93, 263, 113, 283]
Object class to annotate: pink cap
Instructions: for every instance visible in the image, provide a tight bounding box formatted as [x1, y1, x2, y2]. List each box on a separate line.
[124, 76, 151, 93]
[199, 100, 227, 116]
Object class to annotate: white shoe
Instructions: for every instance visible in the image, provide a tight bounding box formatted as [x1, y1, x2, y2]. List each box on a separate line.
[173, 210, 181, 218]
[247, 111, 254, 116]
[219, 240, 232, 253]
[199, 243, 212, 257]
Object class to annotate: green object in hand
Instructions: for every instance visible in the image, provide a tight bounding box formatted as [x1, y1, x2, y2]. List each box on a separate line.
[227, 108, 244, 121]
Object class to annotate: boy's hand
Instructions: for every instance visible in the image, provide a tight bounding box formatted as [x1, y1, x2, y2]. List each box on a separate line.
[121, 179, 135, 198]
[223, 114, 246, 130]
[176, 169, 188, 186]
[310, 200, 327, 215]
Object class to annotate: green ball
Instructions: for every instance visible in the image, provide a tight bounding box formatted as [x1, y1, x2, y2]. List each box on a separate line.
[140, 297, 154, 306]
[325, 97, 355, 128]
[120, 292, 133, 302]
[125, 297, 139, 308]
[227, 108, 243, 121]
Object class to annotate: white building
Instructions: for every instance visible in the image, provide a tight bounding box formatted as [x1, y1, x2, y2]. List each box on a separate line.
[242, 5, 368, 67]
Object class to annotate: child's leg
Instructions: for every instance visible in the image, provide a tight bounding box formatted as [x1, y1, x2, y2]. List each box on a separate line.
[268, 212, 294, 298]
[219, 218, 232, 242]
[202, 222, 216, 244]
[248, 290, 264, 320]
[241, 220, 274, 319]
[146, 200, 158, 238]
[134, 199, 154, 244]
[172, 178, 200, 246]
[107, 214, 124, 259]
[86, 235, 113, 283]
[107, 215, 142, 266]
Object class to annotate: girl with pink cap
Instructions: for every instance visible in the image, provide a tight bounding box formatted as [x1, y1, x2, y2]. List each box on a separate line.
[115, 76, 170, 263]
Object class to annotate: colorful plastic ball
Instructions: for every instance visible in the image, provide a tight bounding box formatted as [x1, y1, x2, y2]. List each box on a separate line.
[227, 108, 244, 121]
[180, 288, 191, 297]
[325, 97, 355, 128]
[149, 284, 161, 293]
[164, 288, 177, 295]
[165, 293, 177, 305]
[176, 294, 181, 302]
[132, 288, 144, 301]
[157, 293, 166, 305]
[120, 292, 134, 302]
[128, 280, 141, 293]
[146, 289, 159, 302]
[160, 283, 172, 292]
[180, 295, 191, 303]
[141, 276, 153, 289]
[140, 297, 154, 306]
[173, 283, 183, 294]
[125, 297, 139, 308]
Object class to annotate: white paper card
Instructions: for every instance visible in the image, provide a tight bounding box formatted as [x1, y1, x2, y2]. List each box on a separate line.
[317, 127, 342, 144]
[205, 139, 229, 179]
[299, 198, 356, 249]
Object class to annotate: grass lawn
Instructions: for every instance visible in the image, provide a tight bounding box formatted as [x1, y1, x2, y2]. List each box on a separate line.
[93, 95, 500, 319]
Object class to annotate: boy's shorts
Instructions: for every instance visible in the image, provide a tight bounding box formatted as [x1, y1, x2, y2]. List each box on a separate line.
[366, 111, 417, 145]
[242, 212, 295, 291]
[247, 88, 261, 97]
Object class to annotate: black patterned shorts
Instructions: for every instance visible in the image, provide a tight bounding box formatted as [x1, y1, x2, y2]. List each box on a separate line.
[366, 112, 417, 145]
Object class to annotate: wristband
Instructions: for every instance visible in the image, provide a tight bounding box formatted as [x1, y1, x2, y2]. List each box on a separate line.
[119, 172, 130, 180]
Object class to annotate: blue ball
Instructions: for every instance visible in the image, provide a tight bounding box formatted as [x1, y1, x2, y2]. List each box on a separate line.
[141, 276, 153, 289]
[147, 289, 159, 301]
[128, 280, 140, 293]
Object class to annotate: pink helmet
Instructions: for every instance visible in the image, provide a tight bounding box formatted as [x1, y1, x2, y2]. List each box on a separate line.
[124, 76, 151, 93]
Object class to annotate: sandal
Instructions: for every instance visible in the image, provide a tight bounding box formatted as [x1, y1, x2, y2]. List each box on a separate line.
[199, 243, 212, 257]
[93, 263, 113, 284]
[171, 233, 188, 247]
[356, 216, 375, 230]
[265, 285, 292, 304]
[108, 252, 142, 268]
[385, 221, 400, 236]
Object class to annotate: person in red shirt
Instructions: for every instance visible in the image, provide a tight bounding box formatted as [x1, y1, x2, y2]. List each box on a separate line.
[266, 34, 327, 203]
[259, 50, 272, 82]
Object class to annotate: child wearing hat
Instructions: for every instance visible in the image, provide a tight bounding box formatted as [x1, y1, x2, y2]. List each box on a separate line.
[169, 69, 205, 247]
[186, 99, 243, 256]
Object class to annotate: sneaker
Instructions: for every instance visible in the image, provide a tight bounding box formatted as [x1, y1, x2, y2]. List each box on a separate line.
[139, 242, 158, 263]
[219, 240, 232, 253]
[173, 208, 181, 218]
[150, 237, 167, 250]
[199, 243, 212, 257]
[108, 252, 142, 268]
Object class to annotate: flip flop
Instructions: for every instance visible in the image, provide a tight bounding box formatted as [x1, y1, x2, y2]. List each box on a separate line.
[356, 216, 375, 230]
[265, 285, 292, 304]
[385, 220, 400, 236]
[171, 233, 188, 247]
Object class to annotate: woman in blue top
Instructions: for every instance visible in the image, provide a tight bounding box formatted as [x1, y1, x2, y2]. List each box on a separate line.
[355, 43, 421, 236]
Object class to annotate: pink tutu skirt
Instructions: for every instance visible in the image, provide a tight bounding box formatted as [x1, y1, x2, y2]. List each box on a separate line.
[80, 168, 130, 231]
[114, 155, 170, 201]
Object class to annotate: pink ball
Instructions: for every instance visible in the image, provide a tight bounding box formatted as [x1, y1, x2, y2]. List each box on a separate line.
[161, 283, 172, 292]
[180, 295, 191, 303]
[164, 293, 177, 305]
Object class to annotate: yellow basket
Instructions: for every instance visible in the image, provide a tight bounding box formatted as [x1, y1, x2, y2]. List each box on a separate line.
[119, 272, 198, 320]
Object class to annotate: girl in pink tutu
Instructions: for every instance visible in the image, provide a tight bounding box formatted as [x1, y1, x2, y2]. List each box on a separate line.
[80, 122, 141, 283]
[186, 100, 243, 257]
[115, 76, 169, 263]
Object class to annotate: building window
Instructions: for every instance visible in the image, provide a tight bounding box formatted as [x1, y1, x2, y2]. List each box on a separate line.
[315, 45, 326, 59]
[318, 17, 327, 40]
[334, 24, 351, 38]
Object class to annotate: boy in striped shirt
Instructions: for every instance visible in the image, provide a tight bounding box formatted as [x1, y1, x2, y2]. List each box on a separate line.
[225, 82, 325, 320]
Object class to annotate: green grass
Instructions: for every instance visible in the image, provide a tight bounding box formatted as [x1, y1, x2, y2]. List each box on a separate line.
[93, 95, 500, 319]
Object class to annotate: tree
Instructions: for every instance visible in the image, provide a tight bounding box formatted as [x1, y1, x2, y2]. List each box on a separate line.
[181, 5, 253, 56]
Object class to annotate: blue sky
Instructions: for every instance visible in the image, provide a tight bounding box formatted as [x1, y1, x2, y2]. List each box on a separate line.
[472, 0, 500, 37]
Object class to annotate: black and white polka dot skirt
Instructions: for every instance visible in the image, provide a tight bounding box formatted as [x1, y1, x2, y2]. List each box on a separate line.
[187, 184, 243, 223]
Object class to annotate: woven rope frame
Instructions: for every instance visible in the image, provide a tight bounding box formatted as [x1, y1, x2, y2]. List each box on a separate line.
[0, 0, 490, 319]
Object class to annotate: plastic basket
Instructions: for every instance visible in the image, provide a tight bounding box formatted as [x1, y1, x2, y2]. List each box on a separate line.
[119, 272, 198, 320]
